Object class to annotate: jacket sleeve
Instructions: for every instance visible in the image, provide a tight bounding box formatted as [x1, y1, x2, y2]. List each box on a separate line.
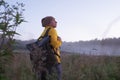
[48, 28, 62, 49]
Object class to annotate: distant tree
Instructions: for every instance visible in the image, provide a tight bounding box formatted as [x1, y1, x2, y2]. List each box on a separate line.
[0, 0, 25, 79]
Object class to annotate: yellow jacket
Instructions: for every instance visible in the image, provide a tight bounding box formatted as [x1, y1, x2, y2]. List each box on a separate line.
[39, 26, 62, 63]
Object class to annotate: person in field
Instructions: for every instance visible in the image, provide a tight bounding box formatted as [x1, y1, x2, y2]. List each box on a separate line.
[38, 16, 62, 80]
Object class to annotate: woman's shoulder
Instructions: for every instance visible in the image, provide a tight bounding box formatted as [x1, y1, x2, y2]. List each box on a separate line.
[48, 28, 57, 36]
[49, 27, 56, 32]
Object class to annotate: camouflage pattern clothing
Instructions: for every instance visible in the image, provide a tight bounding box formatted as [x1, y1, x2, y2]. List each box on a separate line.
[26, 41, 57, 80]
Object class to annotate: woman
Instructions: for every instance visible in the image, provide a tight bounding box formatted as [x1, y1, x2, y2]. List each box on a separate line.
[39, 16, 62, 80]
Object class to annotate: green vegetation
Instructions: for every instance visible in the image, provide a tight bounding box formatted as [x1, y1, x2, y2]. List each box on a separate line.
[62, 54, 120, 80]
[0, 0, 25, 80]
[2, 52, 120, 80]
[0, 52, 36, 80]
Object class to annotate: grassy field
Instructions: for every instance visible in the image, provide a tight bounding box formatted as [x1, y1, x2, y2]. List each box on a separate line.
[3, 52, 120, 80]
[62, 53, 120, 80]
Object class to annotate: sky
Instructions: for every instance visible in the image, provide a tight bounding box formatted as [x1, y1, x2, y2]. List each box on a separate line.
[6, 0, 120, 42]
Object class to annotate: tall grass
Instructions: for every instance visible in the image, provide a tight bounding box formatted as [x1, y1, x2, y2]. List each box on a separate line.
[62, 53, 120, 80]
[3, 52, 120, 80]
[3, 52, 36, 80]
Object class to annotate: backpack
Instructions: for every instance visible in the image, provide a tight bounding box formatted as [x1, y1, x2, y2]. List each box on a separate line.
[26, 28, 58, 73]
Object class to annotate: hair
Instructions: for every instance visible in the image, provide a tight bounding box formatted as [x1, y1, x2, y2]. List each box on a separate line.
[41, 16, 54, 27]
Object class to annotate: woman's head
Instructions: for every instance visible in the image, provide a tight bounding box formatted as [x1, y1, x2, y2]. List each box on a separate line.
[41, 16, 57, 28]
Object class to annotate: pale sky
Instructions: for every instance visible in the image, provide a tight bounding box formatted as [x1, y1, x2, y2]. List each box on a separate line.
[7, 0, 120, 42]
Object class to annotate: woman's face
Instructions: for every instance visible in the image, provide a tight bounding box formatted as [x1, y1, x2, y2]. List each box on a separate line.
[49, 18, 57, 28]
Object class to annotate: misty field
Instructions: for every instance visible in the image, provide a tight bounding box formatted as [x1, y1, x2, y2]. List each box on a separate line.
[3, 52, 120, 80]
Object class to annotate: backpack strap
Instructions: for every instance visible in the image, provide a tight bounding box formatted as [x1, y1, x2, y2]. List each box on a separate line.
[44, 28, 51, 37]
[38, 28, 51, 40]
[38, 27, 61, 58]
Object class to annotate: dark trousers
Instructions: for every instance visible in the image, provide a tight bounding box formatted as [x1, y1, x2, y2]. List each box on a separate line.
[40, 63, 62, 80]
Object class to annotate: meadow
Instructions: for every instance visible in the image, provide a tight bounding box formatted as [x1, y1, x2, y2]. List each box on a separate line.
[3, 51, 120, 80]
